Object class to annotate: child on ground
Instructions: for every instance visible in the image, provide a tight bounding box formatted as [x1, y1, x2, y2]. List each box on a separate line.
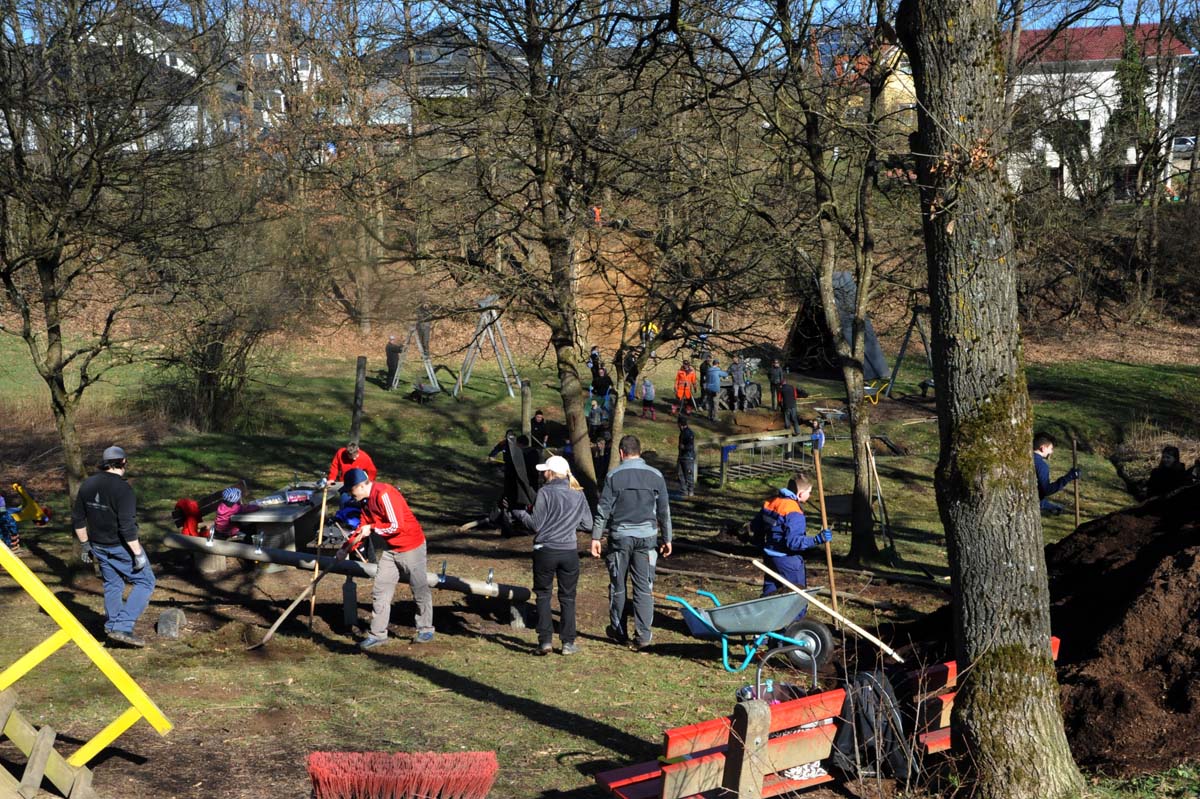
[0, 496, 21, 555]
[640, 377, 656, 420]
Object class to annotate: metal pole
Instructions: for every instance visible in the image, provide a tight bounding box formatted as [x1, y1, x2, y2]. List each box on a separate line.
[886, 310, 918, 398]
[521, 380, 532, 438]
[486, 314, 515, 397]
[494, 314, 521, 384]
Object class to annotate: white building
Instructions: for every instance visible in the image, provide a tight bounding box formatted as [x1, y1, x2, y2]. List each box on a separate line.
[1010, 23, 1194, 197]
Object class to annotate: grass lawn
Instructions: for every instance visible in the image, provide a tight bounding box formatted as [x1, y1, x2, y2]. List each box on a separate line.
[0, 341, 1196, 798]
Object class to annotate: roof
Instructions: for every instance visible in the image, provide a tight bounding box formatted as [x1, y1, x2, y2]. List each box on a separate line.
[1020, 23, 1194, 65]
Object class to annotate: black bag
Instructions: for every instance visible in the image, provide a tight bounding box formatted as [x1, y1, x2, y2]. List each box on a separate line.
[829, 670, 916, 781]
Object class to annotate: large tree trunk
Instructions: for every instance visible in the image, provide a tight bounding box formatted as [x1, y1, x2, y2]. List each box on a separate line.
[897, 2, 1085, 798]
[34, 253, 86, 499]
[841, 374, 878, 564]
[553, 341, 596, 496]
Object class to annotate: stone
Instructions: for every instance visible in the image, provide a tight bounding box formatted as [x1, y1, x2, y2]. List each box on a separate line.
[156, 608, 186, 638]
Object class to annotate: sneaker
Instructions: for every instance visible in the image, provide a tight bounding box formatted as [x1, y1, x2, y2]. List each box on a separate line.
[535, 643, 553, 656]
[412, 631, 435, 644]
[358, 636, 388, 651]
[106, 630, 146, 648]
[605, 625, 629, 645]
[561, 642, 580, 655]
[631, 639, 652, 652]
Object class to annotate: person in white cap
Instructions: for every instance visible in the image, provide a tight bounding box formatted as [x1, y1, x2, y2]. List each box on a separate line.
[511, 455, 592, 655]
[71, 446, 155, 647]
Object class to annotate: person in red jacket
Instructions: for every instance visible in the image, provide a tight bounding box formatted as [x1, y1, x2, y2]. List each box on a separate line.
[341, 468, 434, 649]
[327, 442, 377, 484]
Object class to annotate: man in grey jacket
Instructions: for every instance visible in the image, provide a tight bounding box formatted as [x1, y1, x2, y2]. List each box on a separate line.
[591, 435, 672, 650]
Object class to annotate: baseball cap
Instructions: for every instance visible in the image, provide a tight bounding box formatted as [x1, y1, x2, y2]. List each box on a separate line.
[102, 446, 127, 462]
[343, 468, 370, 489]
[535, 456, 571, 476]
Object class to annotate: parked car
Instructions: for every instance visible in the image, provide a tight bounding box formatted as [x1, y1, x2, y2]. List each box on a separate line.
[1172, 136, 1195, 153]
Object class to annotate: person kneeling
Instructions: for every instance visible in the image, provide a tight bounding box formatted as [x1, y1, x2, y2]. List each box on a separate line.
[341, 469, 435, 649]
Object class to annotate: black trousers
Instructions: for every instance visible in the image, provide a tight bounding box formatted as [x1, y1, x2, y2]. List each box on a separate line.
[532, 548, 580, 645]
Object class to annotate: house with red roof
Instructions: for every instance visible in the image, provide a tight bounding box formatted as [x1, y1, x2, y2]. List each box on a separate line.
[1010, 23, 1195, 197]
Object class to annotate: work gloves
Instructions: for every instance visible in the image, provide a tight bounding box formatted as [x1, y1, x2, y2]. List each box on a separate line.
[1067, 468, 1081, 482]
[815, 529, 833, 544]
[80, 541, 94, 565]
[132, 551, 150, 572]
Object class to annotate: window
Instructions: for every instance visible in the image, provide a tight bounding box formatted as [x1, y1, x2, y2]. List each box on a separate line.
[297, 55, 310, 71]
[251, 53, 268, 69]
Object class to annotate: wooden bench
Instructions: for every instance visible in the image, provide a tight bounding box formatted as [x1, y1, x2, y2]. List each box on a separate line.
[597, 637, 1061, 798]
[596, 687, 844, 799]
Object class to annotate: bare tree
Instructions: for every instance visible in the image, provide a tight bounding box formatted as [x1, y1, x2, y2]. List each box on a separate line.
[0, 0, 233, 497]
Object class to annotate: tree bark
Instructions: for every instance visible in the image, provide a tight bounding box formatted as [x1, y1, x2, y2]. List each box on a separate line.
[896, 1, 1085, 797]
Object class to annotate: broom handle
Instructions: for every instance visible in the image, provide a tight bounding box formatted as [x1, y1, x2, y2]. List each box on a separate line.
[1072, 437, 1080, 528]
[812, 444, 839, 619]
[753, 559, 904, 663]
[308, 484, 330, 630]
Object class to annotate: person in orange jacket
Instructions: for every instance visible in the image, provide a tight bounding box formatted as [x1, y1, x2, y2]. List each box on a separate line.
[673, 361, 697, 415]
[327, 442, 377, 484]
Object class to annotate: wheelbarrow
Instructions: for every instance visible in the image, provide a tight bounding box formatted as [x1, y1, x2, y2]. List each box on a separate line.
[664, 589, 835, 673]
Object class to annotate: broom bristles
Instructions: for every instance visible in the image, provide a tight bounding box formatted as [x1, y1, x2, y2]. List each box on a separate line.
[307, 751, 499, 799]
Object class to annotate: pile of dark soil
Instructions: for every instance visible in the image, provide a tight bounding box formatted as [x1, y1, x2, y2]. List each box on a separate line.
[1048, 484, 1200, 775]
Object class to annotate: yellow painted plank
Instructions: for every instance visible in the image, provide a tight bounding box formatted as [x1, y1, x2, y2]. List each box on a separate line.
[67, 706, 141, 768]
[0, 629, 72, 691]
[0, 543, 172, 736]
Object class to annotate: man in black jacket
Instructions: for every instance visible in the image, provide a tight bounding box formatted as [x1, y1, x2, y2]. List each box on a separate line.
[677, 416, 696, 497]
[72, 446, 156, 647]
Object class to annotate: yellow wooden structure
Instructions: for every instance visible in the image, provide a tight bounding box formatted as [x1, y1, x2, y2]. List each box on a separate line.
[0, 542, 171, 796]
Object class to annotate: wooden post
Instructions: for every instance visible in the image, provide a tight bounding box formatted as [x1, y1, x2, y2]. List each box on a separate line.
[521, 380, 532, 439]
[720, 699, 770, 798]
[308, 485, 329, 631]
[1072, 437, 1080, 528]
[350, 356, 367, 444]
[811, 432, 840, 619]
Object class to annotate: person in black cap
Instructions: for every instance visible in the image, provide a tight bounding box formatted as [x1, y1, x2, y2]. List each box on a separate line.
[677, 416, 696, 497]
[385, 335, 404, 389]
[71, 446, 156, 647]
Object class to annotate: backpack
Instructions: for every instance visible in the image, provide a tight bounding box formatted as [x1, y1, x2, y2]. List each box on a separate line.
[829, 670, 916, 782]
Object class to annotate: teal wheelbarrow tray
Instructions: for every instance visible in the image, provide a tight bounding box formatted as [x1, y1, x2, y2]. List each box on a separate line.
[664, 590, 835, 673]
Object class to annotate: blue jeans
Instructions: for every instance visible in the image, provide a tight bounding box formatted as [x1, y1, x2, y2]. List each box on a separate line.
[91, 543, 156, 634]
[606, 535, 658, 645]
[761, 552, 807, 619]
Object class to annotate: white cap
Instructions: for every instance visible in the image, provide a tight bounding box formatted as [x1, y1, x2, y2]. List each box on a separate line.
[536, 455, 571, 476]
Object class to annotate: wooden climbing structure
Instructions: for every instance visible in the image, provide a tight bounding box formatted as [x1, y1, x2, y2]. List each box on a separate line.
[0, 543, 172, 798]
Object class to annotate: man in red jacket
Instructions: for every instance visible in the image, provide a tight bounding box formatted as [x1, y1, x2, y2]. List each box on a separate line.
[341, 468, 435, 649]
[327, 442, 378, 484]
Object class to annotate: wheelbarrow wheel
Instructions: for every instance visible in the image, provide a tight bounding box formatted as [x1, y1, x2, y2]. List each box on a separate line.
[783, 618, 834, 670]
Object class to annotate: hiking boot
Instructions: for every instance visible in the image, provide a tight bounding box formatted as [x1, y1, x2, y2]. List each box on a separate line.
[535, 642, 553, 656]
[106, 630, 146, 648]
[412, 631, 435, 644]
[605, 625, 629, 645]
[561, 642, 580, 656]
[359, 636, 388, 651]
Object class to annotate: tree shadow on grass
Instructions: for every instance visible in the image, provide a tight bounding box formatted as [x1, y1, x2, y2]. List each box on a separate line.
[355, 651, 655, 761]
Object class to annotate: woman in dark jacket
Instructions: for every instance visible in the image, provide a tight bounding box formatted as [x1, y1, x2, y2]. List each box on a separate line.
[512, 455, 593, 655]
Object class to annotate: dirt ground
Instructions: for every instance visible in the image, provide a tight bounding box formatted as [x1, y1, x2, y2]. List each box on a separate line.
[1049, 484, 1200, 776]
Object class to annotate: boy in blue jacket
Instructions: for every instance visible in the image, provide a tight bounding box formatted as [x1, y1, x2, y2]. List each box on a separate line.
[750, 474, 831, 608]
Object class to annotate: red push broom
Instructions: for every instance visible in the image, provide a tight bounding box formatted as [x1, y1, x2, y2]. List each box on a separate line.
[307, 751, 499, 799]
